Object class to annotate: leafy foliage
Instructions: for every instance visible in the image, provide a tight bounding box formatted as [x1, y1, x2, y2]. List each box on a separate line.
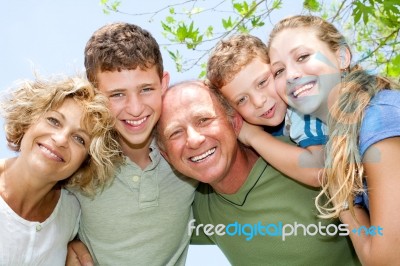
[100, 0, 400, 80]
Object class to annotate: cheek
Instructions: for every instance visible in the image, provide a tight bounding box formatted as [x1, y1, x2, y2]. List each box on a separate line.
[109, 102, 123, 117]
[164, 141, 183, 161]
[275, 79, 288, 102]
[75, 149, 89, 165]
[237, 106, 254, 122]
[153, 98, 163, 114]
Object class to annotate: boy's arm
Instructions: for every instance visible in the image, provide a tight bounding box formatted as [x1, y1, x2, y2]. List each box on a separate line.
[239, 121, 323, 187]
[66, 240, 94, 266]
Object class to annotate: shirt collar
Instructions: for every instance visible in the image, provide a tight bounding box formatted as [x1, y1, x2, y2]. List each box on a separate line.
[216, 158, 268, 206]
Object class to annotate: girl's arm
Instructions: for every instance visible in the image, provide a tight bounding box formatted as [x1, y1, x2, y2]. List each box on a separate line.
[238, 121, 323, 187]
[339, 137, 400, 265]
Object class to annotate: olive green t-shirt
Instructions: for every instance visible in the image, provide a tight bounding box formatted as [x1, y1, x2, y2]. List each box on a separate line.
[192, 157, 360, 265]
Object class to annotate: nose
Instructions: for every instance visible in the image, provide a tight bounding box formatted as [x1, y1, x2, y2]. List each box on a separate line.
[286, 63, 302, 82]
[252, 92, 267, 109]
[125, 94, 144, 117]
[52, 130, 69, 148]
[186, 126, 205, 149]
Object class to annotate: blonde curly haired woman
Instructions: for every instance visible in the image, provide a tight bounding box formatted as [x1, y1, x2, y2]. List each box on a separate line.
[0, 75, 122, 265]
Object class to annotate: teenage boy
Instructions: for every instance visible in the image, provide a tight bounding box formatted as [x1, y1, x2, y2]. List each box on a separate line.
[70, 22, 197, 265]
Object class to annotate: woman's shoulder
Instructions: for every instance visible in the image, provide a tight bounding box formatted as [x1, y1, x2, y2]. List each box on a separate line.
[58, 189, 80, 217]
[371, 89, 400, 105]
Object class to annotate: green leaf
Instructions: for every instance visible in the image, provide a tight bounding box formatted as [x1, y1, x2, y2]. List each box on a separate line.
[272, 0, 282, 9]
[176, 24, 188, 42]
[237, 23, 249, 33]
[352, 1, 374, 24]
[205, 26, 214, 38]
[165, 16, 175, 24]
[303, 0, 320, 12]
[233, 3, 243, 14]
[251, 16, 265, 27]
[161, 21, 172, 34]
[387, 54, 400, 77]
[167, 49, 183, 72]
[111, 1, 120, 11]
[222, 17, 233, 30]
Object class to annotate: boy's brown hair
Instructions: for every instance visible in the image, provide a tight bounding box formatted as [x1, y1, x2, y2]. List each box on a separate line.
[84, 22, 164, 86]
[206, 34, 270, 89]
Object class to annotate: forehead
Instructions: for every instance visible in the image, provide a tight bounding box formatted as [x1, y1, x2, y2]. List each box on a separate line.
[96, 66, 160, 90]
[161, 85, 218, 122]
[274, 27, 320, 47]
[57, 98, 91, 129]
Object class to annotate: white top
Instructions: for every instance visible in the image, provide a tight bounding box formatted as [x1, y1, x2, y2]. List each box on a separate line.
[0, 188, 80, 266]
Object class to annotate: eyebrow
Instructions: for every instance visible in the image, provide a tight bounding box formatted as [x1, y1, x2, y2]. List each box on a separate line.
[162, 109, 216, 136]
[271, 46, 305, 67]
[163, 122, 180, 137]
[107, 82, 156, 93]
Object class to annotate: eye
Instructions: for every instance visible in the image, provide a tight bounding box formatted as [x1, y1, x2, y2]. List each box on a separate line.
[141, 87, 154, 93]
[273, 68, 284, 78]
[73, 135, 86, 146]
[47, 117, 60, 127]
[258, 76, 271, 88]
[236, 96, 248, 106]
[198, 117, 209, 125]
[109, 92, 124, 98]
[168, 129, 183, 140]
[298, 54, 310, 62]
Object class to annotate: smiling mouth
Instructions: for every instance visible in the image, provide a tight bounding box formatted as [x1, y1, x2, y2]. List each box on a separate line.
[292, 82, 316, 98]
[125, 116, 148, 126]
[190, 147, 216, 162]
[261, 104, 275, 118]
[39, 144, 64, 162]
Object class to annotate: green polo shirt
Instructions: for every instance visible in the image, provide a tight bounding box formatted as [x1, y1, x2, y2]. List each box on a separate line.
[74, 140, 198, 265]
[192, 157, 360, 265]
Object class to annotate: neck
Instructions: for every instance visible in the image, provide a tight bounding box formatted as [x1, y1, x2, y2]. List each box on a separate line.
[319, 83, 342, 123]
[313, 107, 329, 124]
[120, 136, 153, 170]
[212, 145, 259, 194]
[0, 157, 60, 222]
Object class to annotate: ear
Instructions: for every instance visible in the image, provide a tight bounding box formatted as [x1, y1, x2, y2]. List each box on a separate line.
[231, 111, 243, 137]
[336, 46, 351, 70]
[161, 71, 170, 95]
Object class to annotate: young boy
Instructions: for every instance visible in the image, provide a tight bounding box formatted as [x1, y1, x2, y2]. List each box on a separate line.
[70, 22, 197, 265]
[206, 34, 326, 187]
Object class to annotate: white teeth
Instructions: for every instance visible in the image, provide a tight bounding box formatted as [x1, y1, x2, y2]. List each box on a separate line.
[39, 145, 62, 161]
[293, 83, 314, 97]
[126, 116, 147, 126]
[190, 148, 216, 162]
[265, 106, 273, 115]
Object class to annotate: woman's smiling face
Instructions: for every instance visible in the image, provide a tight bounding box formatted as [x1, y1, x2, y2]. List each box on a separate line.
[269, 27, 343, 121]
[19, 98, 90, 181]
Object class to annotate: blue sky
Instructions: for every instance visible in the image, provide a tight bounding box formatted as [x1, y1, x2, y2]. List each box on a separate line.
[1, 1, 304, 264]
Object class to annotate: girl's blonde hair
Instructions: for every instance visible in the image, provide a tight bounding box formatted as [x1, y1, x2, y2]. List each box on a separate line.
[1, 75, 123, 196]
[268, 15, 399, 218]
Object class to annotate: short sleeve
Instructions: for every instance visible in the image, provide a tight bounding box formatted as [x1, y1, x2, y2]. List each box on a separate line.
[286, 108, 328, 148]
[359, 90, 400, 157]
